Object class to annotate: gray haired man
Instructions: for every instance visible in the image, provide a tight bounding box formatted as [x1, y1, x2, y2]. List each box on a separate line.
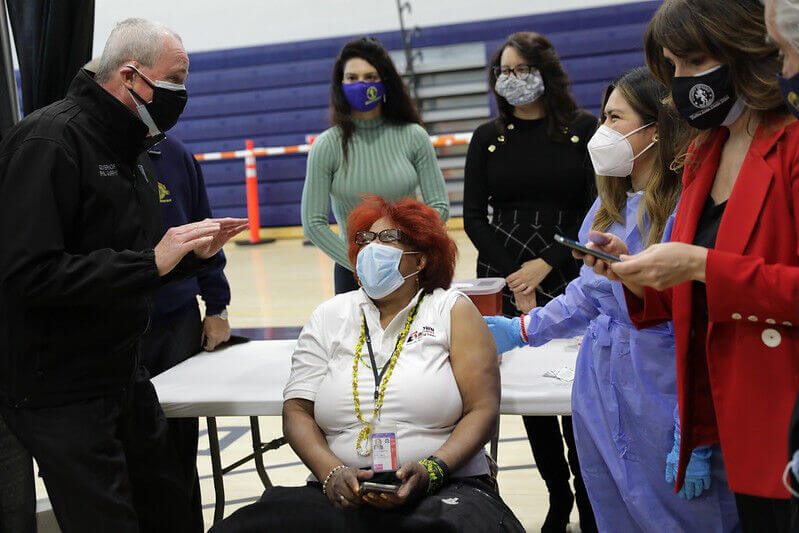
[0, 18, 246, 532]
[765, 0, 799, 77]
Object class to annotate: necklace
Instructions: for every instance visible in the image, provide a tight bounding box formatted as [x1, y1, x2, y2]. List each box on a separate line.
[352, 294, 425, 456]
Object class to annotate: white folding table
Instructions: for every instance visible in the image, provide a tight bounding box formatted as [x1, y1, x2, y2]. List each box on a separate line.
[152, 337, 581, 522]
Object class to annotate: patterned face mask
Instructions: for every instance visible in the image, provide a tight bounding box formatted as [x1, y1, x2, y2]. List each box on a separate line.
[494, 71, 545, 106]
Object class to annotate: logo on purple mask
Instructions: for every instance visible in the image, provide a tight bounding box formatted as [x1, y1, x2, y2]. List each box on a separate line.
[342, 81, 385, 112]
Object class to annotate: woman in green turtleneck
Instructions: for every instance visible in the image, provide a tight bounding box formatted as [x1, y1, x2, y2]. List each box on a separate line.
[301, 37, 450, 294]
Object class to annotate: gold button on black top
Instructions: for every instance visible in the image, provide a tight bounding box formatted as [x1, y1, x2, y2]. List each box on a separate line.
[497, 135, 505, 143]
[570, 135, 580, 143]
[507, 124, 515, 130]
[488, 145, 496, 152]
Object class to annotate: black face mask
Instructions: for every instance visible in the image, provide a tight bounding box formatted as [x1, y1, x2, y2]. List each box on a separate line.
[126, 65, 188, 133]
[671, 64, 743, 129]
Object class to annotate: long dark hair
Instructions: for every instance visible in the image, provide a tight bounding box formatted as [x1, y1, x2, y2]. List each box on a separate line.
[489, 32, 579, 142]
[645, 0, 784, 124]
[330, 37, 423, 164]
[592, 67, 695, 247]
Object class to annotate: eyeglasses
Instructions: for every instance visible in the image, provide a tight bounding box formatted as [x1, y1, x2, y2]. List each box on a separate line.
[354, 229, 406, 245]
[492, 64, 536, 78]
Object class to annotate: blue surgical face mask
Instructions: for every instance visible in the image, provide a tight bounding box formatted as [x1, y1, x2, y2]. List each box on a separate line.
[356, 243, 420, 299]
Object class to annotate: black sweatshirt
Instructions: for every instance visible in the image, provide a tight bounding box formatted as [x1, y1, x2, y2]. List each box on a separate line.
[0, 69, 213, 407]
[463, 111, 597, 277]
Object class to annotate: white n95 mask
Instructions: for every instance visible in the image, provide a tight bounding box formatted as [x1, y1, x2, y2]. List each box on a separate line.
[587, 123, 655, 177]
[356, 243, 420, 300]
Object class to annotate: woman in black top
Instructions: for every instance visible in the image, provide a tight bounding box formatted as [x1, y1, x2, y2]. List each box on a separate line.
[464, 32, 597, 533]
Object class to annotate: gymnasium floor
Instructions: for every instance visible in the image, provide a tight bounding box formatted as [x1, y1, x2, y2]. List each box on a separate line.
[35, 230, 583, 532]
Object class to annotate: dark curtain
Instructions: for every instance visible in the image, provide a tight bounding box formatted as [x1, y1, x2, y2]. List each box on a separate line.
[7, 0, 94, 116]
[0, 3, 94, 530]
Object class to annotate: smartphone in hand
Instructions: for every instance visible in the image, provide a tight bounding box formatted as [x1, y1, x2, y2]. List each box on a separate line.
[360, 471, 401, 495]
[554, 234, 621, 263]
[360, 481, 400, 494]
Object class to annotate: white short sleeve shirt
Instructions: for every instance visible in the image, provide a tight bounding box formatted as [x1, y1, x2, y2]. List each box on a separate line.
[283, 287, 489, 478]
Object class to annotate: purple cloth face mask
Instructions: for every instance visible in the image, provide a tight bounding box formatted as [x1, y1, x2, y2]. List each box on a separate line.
[342, 81, 385, 112]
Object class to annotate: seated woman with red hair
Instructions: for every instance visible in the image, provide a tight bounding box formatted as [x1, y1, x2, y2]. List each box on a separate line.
[211, 196, 523, 532]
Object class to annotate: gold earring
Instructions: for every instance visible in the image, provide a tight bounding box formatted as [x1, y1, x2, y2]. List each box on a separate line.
[653, 134, 659, 142]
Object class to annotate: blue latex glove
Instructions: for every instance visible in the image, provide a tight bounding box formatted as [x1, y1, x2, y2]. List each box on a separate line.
[483, 316, 525, 355]
[665, 428, 712, 500]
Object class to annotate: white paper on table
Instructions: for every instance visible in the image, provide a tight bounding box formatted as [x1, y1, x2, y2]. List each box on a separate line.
[540, 336, 580, 382]
[543, 366, 576, 382]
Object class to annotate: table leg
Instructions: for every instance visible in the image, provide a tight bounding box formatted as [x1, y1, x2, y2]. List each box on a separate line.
[206, 417, 226, 524]
[490, 417, 500, 462]
[249, 416, 273, 489]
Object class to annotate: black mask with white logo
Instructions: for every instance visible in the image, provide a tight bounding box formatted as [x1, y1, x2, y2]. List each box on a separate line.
[671, 64, 744, 129]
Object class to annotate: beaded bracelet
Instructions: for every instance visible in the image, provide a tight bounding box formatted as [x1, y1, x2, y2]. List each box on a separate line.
[427, 455, 451, 479]
[418, 458, 447, 494]
[322, 465, 347, 497]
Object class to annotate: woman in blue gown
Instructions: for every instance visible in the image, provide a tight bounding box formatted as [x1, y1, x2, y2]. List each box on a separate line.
[485, 68, 740, 532]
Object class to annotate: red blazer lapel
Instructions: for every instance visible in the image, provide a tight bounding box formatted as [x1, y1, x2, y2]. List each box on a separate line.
[715, 123, 782, 255]
[669, 132, 725, 330]
[671, 130, 727, 245]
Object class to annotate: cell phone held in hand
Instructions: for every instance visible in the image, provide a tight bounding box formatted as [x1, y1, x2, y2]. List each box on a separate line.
[361, 471, 401, 494]
[554, 234, 621, 264]
[360, 481, 400, 494]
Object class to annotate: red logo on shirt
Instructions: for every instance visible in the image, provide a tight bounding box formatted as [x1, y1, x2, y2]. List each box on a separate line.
[406, 326, 435, 344]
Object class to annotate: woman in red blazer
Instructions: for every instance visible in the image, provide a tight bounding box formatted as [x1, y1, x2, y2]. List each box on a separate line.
[577, 0, 799, 530]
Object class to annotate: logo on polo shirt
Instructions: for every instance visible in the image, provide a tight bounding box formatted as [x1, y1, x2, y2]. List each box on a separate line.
[158, 182, 172, 203]
[406, 326, 435, 344]
[789, 91, 799, 112]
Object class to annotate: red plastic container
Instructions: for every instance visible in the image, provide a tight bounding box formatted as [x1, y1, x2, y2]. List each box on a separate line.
[451, 278, 506, 316]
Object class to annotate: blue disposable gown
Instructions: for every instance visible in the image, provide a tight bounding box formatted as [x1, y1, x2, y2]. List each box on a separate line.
[525, 193, 739, 532]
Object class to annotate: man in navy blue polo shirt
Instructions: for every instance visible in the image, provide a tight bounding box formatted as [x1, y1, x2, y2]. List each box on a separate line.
[142, 134, 232, 531]
[146, 134, 231, 357]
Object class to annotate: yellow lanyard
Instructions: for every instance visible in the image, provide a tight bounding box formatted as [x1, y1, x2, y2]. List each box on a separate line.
[352, 294, 424, 456]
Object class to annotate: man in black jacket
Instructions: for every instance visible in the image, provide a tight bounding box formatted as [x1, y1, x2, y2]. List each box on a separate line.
[0, 18, 246, 531]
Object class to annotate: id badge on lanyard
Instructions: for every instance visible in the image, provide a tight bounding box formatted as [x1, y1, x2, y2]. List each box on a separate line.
[371, 418, 399, 472]
[362, 312, 401, 471]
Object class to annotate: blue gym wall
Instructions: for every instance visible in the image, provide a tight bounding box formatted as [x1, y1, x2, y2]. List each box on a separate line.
[169, 1, 660, 227]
